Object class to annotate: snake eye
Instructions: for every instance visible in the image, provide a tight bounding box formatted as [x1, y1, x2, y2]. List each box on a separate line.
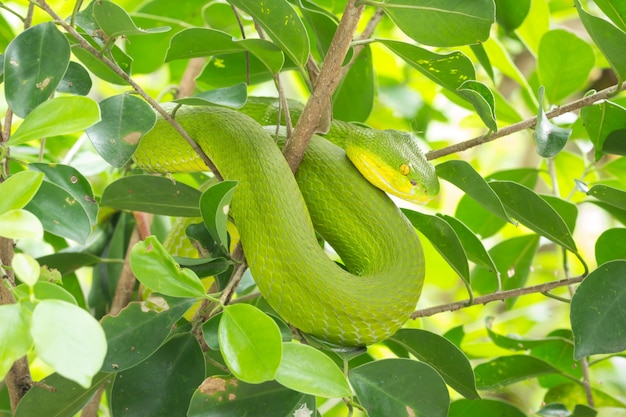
[400, 163, 410, 176]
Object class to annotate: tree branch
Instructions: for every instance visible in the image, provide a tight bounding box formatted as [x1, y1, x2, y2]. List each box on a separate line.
[282, 0, 365, 172]
[411, 275, 585, 318]
[426, 81, 626, 161]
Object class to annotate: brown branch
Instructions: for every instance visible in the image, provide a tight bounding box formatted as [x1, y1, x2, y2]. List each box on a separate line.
[426, 81, 626, 160]
[35, 0, 223, 181]
[282, 0, 365, 172]
[411, 275, 585, 319]
[340, 7, 384, 79]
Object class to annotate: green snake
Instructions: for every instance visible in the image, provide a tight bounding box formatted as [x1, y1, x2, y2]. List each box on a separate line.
[133, 98, 439, 346]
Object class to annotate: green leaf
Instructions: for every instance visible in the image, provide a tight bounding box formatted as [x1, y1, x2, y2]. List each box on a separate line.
[389, 329, 479, 399]
[470, 43, 495, 81]
[166, 27, 245, 61]
[199, 181, 238, 252]
[575, 0, 626, 82]
[582, 100, 626, 161]
[571, 260, 626, 359]
[486, 318, 570, 351]
[275, 342, 352, 398]
[13, 282, 77, 305]
[188, 378, 315, 417]
[593, 0, 626, 32]
[439, 214, 497, 273]
[544, 382, 626, 411]
[29, 163, 99, 226]
[70, 42, 128, 85]
[101, 175, 201, 217]
[218, 303, 283, 384]
[538, 30, 595, 104]
[450, 398, 527, 417]
[349, 358, 449, 417]
[531, 329, 582, 388]
[534, 87, 571, 157]
[541, 195, 578, 234]
[472, 235, 540, 298]
[402, 209, 471, 295]
[93, 0, 170, 37]
[100, 297, 195, 372]
[475, 355, 561, 389]
[587, 184, 626, 210]
[457, 80, 497, 131]
[7, 96, 100, 147]
[14, 372, 112, 417]
[490, 180, 577, 252]
[595, 228, 626, 265]
[24, 180, 92, 244]
[228, 0, 309, 68]
[237, 39, 285, 74]
[333, 45, 375, 123]
[0, 209, 43, 240]
[110, 333, 205, 416]
[378, 0, 494, 47]
[12, 253, 40, 287]
[0, 304, 32, 380]
[4, 22, 70, 117]
[437, 160, 511, 223]
[494, 0, 530, 31]
[31, 299, 107, 388]
[86, 94, 157, 168]
[37, 252, 101, 277]
[173, 83, 248, 108]
[56, 61, 92, 95]
[380, 40, 475, 93]
[0, 171, 43, 215]
[130, 236, 206, 298]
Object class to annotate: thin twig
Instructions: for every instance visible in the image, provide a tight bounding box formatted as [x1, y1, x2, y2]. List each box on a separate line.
[412, 275, 585, 318]
[426, 81, 626, 160]
[35, 0, 223, 181]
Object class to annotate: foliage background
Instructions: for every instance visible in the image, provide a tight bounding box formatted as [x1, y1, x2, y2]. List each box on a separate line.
[1, 0, 626, 416]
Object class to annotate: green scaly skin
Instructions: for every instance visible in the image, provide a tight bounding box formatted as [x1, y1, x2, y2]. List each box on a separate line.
[133, 98, 436, 346]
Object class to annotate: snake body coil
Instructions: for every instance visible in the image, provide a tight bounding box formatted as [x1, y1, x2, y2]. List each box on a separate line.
[134, 99, 435, 346]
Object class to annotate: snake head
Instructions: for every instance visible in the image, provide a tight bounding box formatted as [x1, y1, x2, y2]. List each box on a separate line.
[346, 129, 439, 204]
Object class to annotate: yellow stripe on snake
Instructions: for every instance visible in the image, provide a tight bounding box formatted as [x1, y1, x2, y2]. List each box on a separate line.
[133, 98, 439, 346]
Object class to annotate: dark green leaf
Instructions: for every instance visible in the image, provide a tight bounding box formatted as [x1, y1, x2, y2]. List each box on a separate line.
[187, 378, 315, 417]
[595, 228, 626, 265]
[4, 22, 70, 117]
[472, 235, 539, 298]
[86, 94, 157, 168]
[380, 40, 476, 93]
[594, 0, 626, 32]
[101, 175, 201, 217]
[166, 27, 245, 61]
[575, 0, 626, 82]
[475, 355, 561, 389]
[173, 83, 247, 109]
[582, 100, 626, 160]
[531, 329, 582, 388]
[199, 180, 238, 251]
[490, 180, 578, 252]
[228, 0, 309, 68]
[218, 303, 283, 383]
[402, 209, 471, 295]
[70, 42, 129, 85]
[37, 252, 101, 277]
[470, 42, 494, 81]
[439, 214, 497, 272]
[538, 30, 595, 104]
[389, 329, 479, 399]
[457, 80, 497, 131]
[534, 86, 572, 157]
[495, 0, 531, 31]
[349, 358, 449, 417]
[56, 61, 92, 95]
[450, 398, 526, 417]
[130, 236, 206, 298]
[571, 260, 626, 359]
[237, 38, 285, 74]
[110, 334, 204, 416]
[101, 297, 196, 372]
[437, 160, 511, 223]
[333, 45, 374, 122]
[7, 96, 100, 147]
[541, 195, 578, 234]
[378, 0, 494, 47]
[14, 372, 112, 417]
[25, 181, 92, 244]
[587, 184, 626, 210]
[486, 318, 569, 351]
[174, 256, 231, 279]
[29, 163, 98, 226]
[93, 0, 170, 37]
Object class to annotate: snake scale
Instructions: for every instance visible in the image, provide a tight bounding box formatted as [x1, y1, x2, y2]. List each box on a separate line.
[133, 98, 439, 346]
